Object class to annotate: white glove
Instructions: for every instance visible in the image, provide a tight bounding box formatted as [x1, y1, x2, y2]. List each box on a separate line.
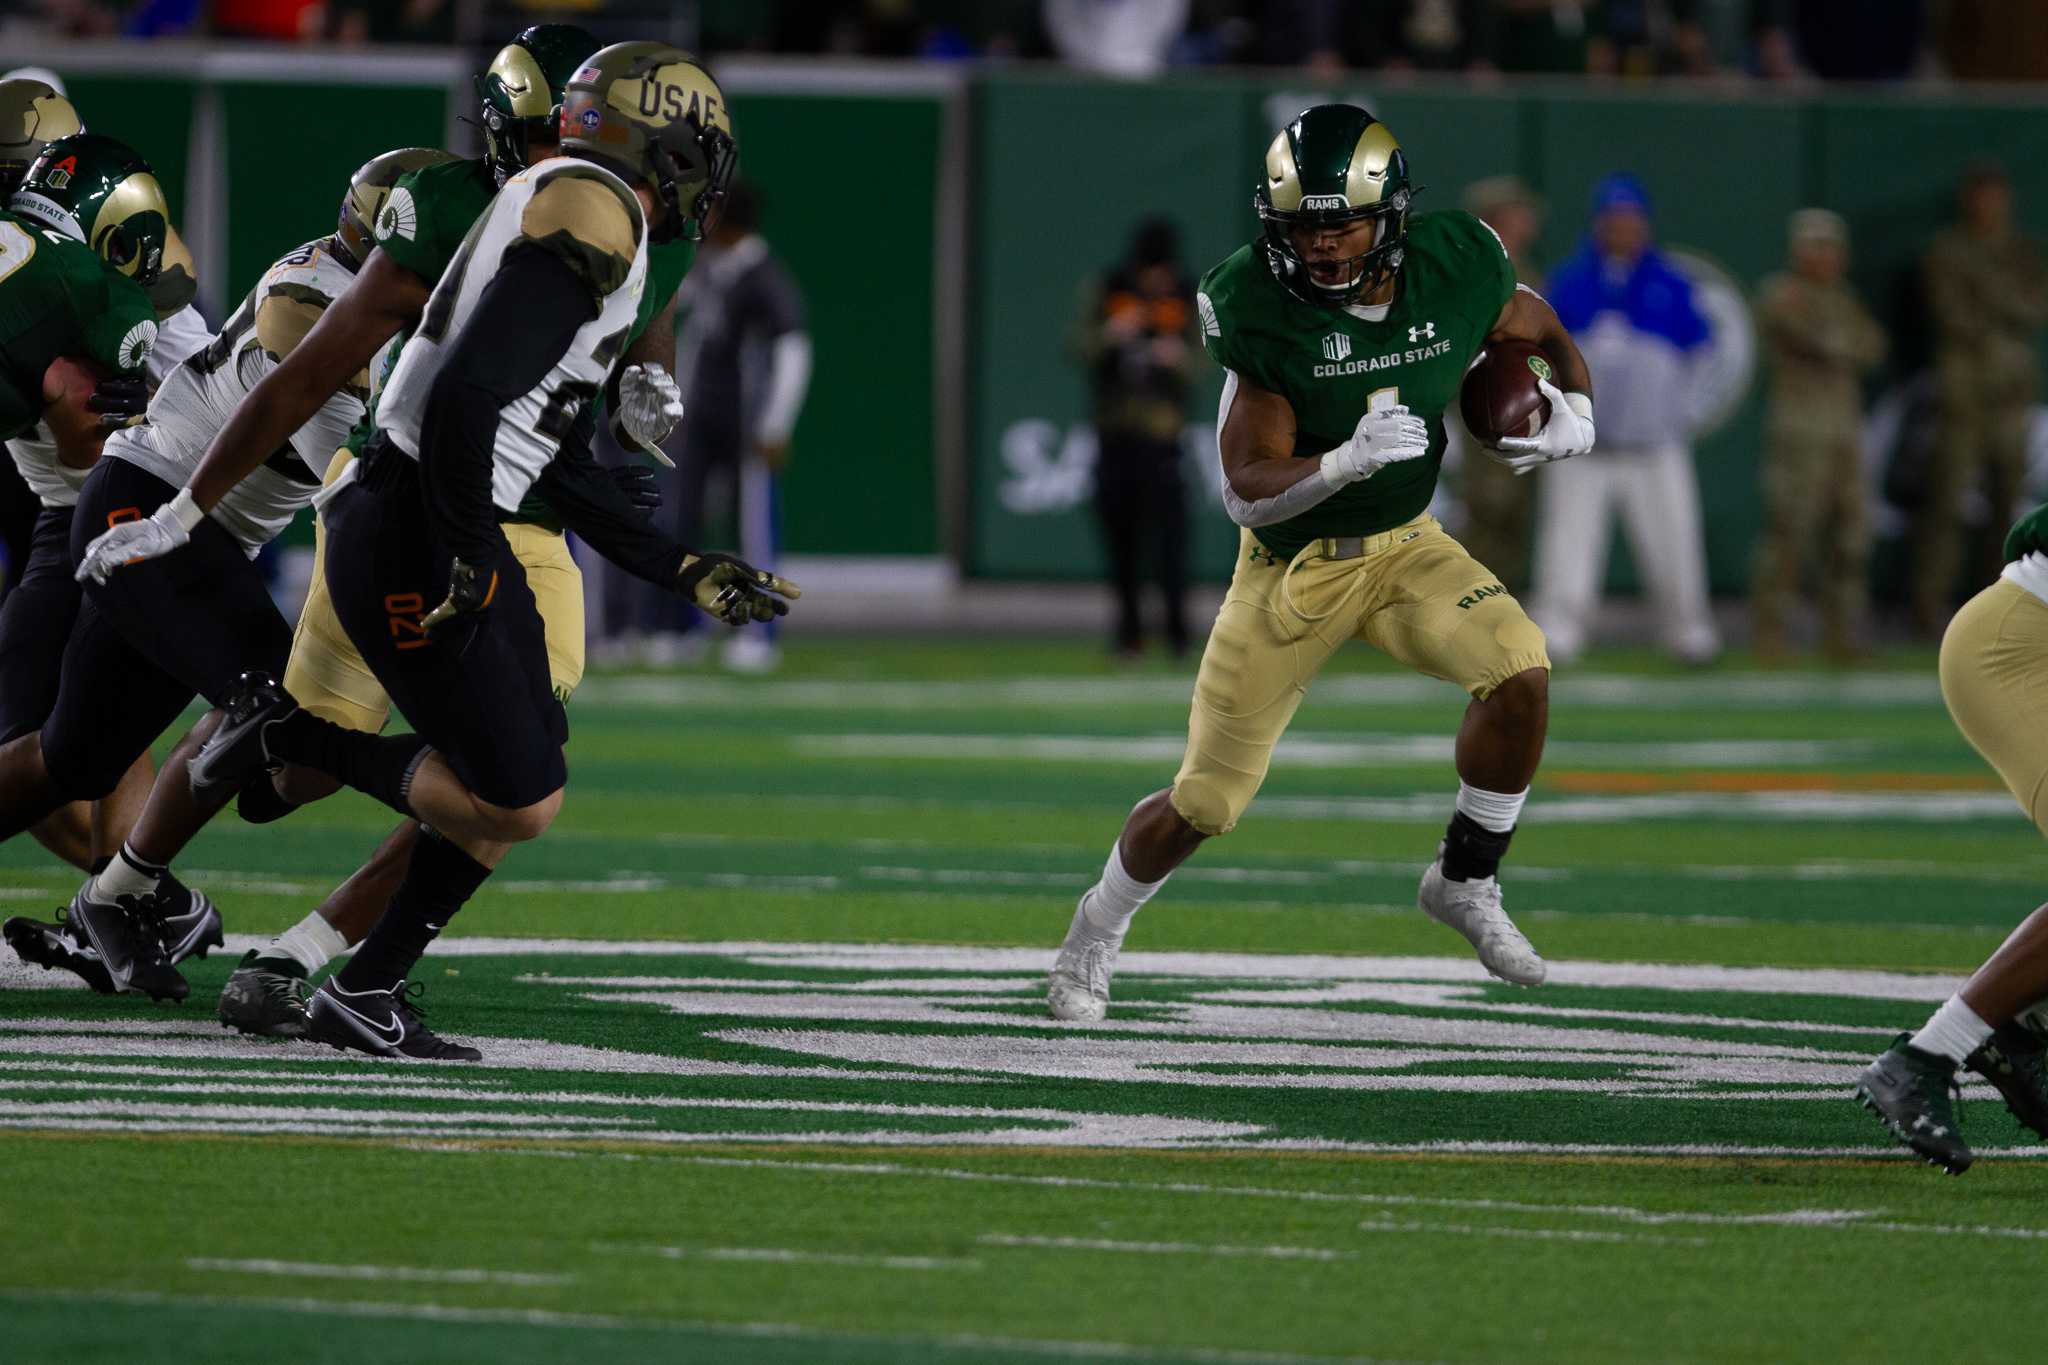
[1319, 404, 1431, 488]
[1489, 380, 1595, 474]
[614, 362, 685, 457]
[74, 488, 204, 585]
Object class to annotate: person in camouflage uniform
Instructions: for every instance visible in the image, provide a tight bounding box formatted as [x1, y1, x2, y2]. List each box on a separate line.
[1916, 162, 2048, 635]
[1750, 208, 1885, 662]
[1044, 106, 1598, 1022]
[1455, 174, 1542, 592]
[1854, 497, 2048, 1173]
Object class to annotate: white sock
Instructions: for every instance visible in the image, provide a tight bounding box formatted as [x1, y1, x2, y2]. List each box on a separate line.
[1910, 995, 1993, 1065]
[1455, 782, 1527, 834]
[266, 913, 351, 975]
[93, 844, 163, 901]
[1079, 843, 1168, 941]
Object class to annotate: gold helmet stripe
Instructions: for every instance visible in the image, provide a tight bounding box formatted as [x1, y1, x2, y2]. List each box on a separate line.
[1343, 123, 1402, 207]
[1263, 128, 1303, 213]
[487, 44, 553, 119]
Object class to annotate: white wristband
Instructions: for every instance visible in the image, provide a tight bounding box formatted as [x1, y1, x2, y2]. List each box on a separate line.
[165, 487, 205, 532]
[1318, 446, 1352, 491]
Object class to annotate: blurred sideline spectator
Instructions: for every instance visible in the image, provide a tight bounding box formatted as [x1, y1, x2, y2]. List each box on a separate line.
[1938, 1, 2048, 82]
[1070, 216, 1198, 659]
[1044, 0, 1188, 77]
[1532, 172, 1719, 665]
[600, 181, 811, 673]
[1751, 208, 1884, 662]
[1454, 174, 1542, 591]
[1914, 163, 2048, 634]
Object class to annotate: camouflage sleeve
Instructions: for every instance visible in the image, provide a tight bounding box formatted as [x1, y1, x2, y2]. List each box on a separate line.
[517, 171, 640, 306]
[78, 268, 160, 377]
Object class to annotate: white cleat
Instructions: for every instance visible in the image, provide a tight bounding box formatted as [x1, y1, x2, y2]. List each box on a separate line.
[1418, 856, 1547, 986]
[1047, 892, 1120, 1022]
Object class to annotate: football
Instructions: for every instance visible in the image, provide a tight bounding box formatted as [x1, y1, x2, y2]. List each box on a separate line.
[1459, 338, 1554, 447]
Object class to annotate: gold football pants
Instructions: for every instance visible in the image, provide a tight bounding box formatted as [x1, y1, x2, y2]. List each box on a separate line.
[283, 448, 586, 732]
[1939, 577, 2048, 836]
[1170, 515, 1549, 836]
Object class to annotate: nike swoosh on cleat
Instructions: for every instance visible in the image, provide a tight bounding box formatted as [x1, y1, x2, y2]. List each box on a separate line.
[323, 993, 405, 1047]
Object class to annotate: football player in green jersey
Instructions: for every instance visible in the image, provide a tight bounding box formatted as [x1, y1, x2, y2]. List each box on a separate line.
[0, 130, 169, 883]
[1049, 105, 1597, 1022]
[1854, 503, 2048, 1173]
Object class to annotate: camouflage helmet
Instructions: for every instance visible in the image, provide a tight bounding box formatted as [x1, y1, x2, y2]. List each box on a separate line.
[335, 146, 460, 269]
[9, 132, 168, 287]
[0, 77, 83, 199]
[1255, 104, 1415, 308]
[559, 42, 736, 245]
[477, 23, 600, 187]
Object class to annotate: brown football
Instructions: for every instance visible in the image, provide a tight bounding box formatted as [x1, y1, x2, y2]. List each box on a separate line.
[1459, 339, 1553, 447]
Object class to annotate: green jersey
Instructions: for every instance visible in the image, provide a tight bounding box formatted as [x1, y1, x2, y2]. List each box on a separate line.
[1198, 210, 1515, 559]
[344, 155, 696, 517]
[0, 210, 159, 441]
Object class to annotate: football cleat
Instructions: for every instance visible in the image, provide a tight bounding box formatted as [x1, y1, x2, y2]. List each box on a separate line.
[66, 882, 188, 1002]
[2, 910, 114, 994]
[305, 979, 482, 1061]
[217, 951, 311, 1039]
[188, 671, 296, 802]
[1047, 891, 1120, 1023]
[154, 873, 224, 965]
[1966, 1024, 2048, 1140]
[1418, 852, 1547, 986]
[1856, 1034, 1973, 1174]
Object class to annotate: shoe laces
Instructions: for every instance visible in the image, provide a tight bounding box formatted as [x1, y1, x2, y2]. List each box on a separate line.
[397, 979, 431, 1025]
[1074, 940, 1114, 996]
[119, 896, 176, 963]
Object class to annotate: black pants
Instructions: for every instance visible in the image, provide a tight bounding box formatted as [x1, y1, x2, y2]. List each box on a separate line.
[322, 450, 567, 810]
[37, 459, 292, 801]
[1094, 432, 1189, 654]
[0, 504, 79, 744]
[0, 453, 39, 604]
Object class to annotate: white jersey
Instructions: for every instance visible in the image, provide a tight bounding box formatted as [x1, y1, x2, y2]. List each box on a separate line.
[6, 301, 214, 510]
[105, 237, 364, 553]
[376, 158, 647, 513]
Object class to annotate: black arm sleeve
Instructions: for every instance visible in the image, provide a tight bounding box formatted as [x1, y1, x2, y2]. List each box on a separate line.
[532, 433, 689, 588]
[418, 244, 598, 567]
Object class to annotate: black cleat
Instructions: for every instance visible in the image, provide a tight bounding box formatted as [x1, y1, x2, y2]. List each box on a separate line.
[66, 883, 189, 1003]
[1967, 1024, 2048, 1140]
[217, 951, 310, 1038]
[1856, 1034, 1973, 1174]
[3, 911, 115, 994]
[189, 671, 296, 802]
[155, 873, 224, 965]
[305, 979, 481, 1061]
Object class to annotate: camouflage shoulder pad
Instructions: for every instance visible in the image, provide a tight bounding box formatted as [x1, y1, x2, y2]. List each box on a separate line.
[254, 281, 330, 364]
[518, 166, 642, 302]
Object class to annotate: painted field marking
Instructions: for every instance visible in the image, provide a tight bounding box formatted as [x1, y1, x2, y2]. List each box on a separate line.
[593, 1240, 981, 1271]
[1353, 1219, 1708, 1247]
[0, 1286, 1421, 1365]
[980, 1234, 1358, 1262]
[185, 1258, 569, 1286]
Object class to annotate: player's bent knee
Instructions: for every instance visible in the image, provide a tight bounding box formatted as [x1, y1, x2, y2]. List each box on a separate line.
[40, 730, 136, 806]
[1170, 776, 1243, 838]
[479, 789, 562, 844]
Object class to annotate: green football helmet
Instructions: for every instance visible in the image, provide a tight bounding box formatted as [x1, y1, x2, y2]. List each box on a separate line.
[8, 132, 168, 287]
[335, 146, 460, 269]
[559, 42, 737, 245]
[476, 23, 601, 187]
[1255, 104, 1415, 308]
[0, 77, 83, 199]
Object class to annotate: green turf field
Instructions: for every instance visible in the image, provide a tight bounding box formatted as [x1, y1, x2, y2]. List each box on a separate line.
[4, 637, 2045, 1364]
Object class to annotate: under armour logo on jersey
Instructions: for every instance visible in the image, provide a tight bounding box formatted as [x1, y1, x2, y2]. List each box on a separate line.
[1321, 332, 1352, 362]
[1408, 322, 1436, 343]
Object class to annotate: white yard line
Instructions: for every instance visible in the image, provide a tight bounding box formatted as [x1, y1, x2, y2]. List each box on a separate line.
[185, 1258, 569, 1286]
[980, 1234, 1359, 1262]
[592, 1240, 980, 1271]
[1353, 1218, 1708, 1247]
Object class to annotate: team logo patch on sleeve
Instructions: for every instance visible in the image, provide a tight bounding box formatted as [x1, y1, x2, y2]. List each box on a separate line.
[1197, 291, 1219, 338]
[117, 319, 157, 371]
[375, 187, 418, 243]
